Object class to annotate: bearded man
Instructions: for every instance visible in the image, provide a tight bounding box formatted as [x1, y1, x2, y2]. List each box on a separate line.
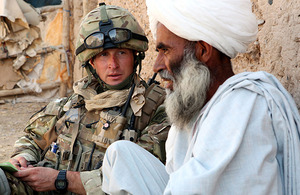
[101, 0, 300, 194]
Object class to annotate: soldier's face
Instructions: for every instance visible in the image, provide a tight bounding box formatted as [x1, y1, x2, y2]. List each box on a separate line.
[90, 48, 134, 86]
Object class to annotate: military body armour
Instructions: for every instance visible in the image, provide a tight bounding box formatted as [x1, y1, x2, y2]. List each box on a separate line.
[37, 82, 166, 171]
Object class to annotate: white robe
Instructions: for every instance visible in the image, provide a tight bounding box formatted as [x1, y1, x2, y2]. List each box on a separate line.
[102, 71, 300, 195]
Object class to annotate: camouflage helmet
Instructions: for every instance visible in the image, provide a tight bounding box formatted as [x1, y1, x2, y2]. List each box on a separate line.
[76, 3, 148, 63]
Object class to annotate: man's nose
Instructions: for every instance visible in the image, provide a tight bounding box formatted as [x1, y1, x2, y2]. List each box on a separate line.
[153, 53, 165, 73]
[108, 55, 119, 69]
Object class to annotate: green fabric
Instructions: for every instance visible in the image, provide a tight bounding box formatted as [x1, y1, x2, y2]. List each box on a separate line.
[99, 3, 109, 23]
[5, 171, 33, 195]
[105, 73, 134, 90]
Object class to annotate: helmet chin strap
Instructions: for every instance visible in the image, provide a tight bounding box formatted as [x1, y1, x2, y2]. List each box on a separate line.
[82, 49, 145, 91]
[82, 64, 135, 91]
[79, 3, 146, 89]
[82, 61, 102, 89]
[134, 51, 145, 76]
[82, 50, 145, 90]
[105, 73, 134, 90]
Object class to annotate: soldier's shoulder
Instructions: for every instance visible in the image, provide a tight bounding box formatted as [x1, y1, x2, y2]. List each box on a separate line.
[45, 97, 69, 115]
[73, 77, 98, 100]
[144, 83, 166, 105]
[27, 97, 68, 123]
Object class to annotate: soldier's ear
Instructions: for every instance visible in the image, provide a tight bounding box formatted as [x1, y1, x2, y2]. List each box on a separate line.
[195, 41, 213, 63]
[89, 59, 95, 69]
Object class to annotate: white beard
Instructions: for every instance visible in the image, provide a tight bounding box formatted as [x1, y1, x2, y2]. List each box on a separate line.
[162, 50, 211, 129]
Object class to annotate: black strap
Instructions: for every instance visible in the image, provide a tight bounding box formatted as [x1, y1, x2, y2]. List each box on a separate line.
[75, 43, 86, 56]
[75, 32, 148, 56]
[132, 32, 148, 43]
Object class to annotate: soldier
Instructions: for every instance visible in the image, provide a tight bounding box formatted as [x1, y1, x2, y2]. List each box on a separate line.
[0, 3, 169, 194]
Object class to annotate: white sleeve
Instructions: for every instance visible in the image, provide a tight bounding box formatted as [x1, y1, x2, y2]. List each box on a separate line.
[164, 88, 282, 194]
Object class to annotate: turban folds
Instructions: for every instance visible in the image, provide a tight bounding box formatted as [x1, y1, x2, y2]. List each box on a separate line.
[146, 0, 258, 58]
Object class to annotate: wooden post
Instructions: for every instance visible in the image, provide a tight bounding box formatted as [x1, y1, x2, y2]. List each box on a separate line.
[59, 0, 70, 97]
[0, 82, 60, 97]
[0, 47, 56, 60]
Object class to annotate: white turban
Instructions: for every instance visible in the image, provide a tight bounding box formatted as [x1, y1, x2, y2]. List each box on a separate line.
[146, 0, 258, 58]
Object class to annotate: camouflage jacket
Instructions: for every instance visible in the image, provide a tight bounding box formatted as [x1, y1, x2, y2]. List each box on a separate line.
[11, 76, 170, 194]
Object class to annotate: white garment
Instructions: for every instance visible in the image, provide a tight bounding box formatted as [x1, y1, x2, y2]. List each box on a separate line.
[102, 71, 300, 195]
[102, 140, 169, 195]
[146, 0, 258, 58]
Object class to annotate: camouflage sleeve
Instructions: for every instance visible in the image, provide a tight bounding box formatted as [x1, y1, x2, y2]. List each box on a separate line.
[80, 169, 105, 194]
[136, 104, 170, 164]
[11, 98, 67, 162]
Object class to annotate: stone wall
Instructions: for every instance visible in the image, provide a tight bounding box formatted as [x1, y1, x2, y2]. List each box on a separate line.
[233, 0, 300, 109]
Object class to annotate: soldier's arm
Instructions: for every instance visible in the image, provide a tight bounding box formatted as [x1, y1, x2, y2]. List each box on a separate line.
[11, 98, 67, 163]
[137, 104, 170, 164]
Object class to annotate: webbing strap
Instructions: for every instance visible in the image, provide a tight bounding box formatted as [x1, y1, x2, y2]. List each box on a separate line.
[99, 3, 109, 23]
[67, 107, 81, 170]
[135, 84, 166, 130]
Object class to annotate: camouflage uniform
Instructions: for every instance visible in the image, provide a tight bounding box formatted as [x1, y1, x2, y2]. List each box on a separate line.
[9, 75, 168, 194]
[5, 4, 170, 194]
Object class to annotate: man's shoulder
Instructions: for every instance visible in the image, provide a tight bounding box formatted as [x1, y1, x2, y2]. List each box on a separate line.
[144, 83, 166, 101]
[73, 77, 98, 100]
[27, 97, 68, 124]
[134, 82, 168, 130]
[225, 71, 280, 86]
[207, 71, 293, 113]
[216, 71, 282, 95]
[143, 83, 166, 114]
[45, 97, 69, 114]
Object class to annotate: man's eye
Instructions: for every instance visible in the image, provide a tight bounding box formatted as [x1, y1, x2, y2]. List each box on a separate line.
[100, 52, 108, 56]
[162, 48, 168, 54]
[156, 48, 168, 54]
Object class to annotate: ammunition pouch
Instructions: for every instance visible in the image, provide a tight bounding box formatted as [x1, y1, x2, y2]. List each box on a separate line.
[79, 149, 105, 171]
[44, 134, 73, 170]
[121, 129, 137, 142]
[92, 112, 127, 148]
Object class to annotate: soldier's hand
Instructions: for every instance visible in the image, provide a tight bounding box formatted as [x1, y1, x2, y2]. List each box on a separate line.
[13, 167, 58, 192]
[9, 156, 28, 169]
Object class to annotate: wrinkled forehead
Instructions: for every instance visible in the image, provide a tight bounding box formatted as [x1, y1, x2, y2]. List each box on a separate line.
[156, 22, 180, 38]
[156, 23, 188, 50]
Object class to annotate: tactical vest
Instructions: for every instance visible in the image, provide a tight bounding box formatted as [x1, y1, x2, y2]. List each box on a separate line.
[37, 82, 166, 172]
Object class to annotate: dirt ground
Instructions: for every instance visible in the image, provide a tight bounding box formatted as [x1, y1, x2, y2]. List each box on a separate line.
[0, 102, 48, 162]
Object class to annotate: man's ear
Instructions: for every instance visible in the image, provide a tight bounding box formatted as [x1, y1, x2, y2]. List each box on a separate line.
[89, 59, 95, 68]
[195, 41, 213, 63]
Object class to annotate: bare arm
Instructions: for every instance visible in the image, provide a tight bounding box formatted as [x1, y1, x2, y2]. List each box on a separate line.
[12, 166, 86, 194]
[67, 171, 86, 195]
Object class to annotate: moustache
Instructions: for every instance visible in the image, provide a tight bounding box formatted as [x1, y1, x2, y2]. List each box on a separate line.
[158, 70, 175, 82]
